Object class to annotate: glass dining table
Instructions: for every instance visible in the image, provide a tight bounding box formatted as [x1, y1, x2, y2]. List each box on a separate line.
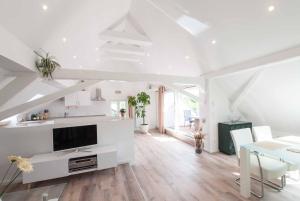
[239, 136, 300, 198]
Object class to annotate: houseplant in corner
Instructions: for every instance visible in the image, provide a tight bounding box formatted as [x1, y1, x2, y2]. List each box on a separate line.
[34, 50, 61, 79]
[128, 92, 151, 133]
[0, 156, 33, 200]
[136, 92, 151, 133]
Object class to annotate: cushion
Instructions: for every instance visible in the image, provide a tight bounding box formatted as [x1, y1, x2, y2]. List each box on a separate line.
[250, 154, 287, 180]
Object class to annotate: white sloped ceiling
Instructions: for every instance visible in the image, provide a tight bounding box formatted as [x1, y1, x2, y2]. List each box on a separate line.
[216, 59, 300, 135]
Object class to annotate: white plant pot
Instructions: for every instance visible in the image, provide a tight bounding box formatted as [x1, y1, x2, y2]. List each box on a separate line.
[140, 124, 149, 134]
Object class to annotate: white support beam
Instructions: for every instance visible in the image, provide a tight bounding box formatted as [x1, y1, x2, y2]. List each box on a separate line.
[231, 70, 265, 111]
[0, 76, 15, 90]
[126, 13, 148, 36]
[0, 74, 37, 107]
[0, 25, 35, 72]
[41, 79, 66, 89]
[99, 30, 152, 46]
[52, 69, 200, 85]
[202, 45, 300, 79]
[0, 80, 99, 121]
[102, 43, 145, 56]
[101, 52, 142, 62]
[165, 84, 199, 101]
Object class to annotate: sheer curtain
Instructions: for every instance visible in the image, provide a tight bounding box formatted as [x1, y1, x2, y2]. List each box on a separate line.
[127, 96, 134, 119]
[158, 86, 166, 134]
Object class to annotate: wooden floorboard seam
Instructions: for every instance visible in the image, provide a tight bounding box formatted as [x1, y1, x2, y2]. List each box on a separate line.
[128, 164, 148, 201]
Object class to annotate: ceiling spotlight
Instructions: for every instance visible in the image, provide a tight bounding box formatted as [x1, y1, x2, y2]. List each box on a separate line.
[146, 53, 150, 57]
[211, 40, 216, 45]
[42, 4, 48, 11]
[73, 55, 77, 59]
[79, 65, 83, 68]
[139, 62, 143, 65]
[268, 5, 275, 12]
[95, 47, 99, 51]
[96, 58, 100, 62]
[62, 37, 67, 43]
[185, 55, 190, 60]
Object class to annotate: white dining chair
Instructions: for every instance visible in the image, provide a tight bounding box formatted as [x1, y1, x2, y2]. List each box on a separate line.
[231, 128, 288, 198]
[253, 126, 298, 172]
[252, 126, 273, 142]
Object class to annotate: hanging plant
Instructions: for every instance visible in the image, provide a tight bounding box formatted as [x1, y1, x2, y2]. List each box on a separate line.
[34, 50, 61, 79]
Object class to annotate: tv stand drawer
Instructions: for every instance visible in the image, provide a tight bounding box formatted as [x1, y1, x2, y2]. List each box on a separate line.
[69, 155, 98, 173]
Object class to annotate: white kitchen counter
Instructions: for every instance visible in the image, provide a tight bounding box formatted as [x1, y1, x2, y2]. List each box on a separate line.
[0, 116, 135, 180]
[0, 116, 130, 128]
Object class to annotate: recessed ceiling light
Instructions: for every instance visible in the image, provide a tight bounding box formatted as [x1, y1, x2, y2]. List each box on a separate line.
[42, 5, 48, 11]
[146, 53, 150, 57]
[79, 65, 83, 68]
[268, 5, 275, 12]
[185, 55, 190, 60]
[168, 65, 173, 69]
[62, 37, 67, 43]
[73, 55, 77, 59]
[211, 40, 216, 45]
[96, 58, 100, 62]
[95, 47, 99, 51]
[139, 62, 143, 65]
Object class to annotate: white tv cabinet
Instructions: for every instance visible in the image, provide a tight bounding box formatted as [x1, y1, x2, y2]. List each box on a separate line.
[23, 146, 117, 184]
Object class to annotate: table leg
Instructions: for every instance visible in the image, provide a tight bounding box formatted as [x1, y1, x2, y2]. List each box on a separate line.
[240, 146, 251, 198]
[114, 167, 117, 175]
[27, 183, 32, 191]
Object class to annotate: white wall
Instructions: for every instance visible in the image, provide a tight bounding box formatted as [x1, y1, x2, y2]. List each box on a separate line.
[215, 59, 300, 137]
[202, 79, 244, 153]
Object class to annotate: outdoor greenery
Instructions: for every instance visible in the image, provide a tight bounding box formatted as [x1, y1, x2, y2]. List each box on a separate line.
[128, 92, 151, 125]
[34, 50, 61, 79]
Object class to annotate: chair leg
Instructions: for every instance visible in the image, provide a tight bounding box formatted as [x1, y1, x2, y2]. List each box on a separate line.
[263, 175, 285, 191]
[235, 177, 264, 198]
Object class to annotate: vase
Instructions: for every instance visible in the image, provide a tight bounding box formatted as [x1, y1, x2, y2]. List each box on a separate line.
[195, 139, 204, 154]
[140, 124, 149, 134]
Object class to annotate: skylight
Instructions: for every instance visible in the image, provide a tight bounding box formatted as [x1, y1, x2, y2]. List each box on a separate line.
[176, 15, 208, 36]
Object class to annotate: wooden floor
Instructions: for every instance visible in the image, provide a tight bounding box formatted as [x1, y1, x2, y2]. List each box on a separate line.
[8, 132, 300, 201]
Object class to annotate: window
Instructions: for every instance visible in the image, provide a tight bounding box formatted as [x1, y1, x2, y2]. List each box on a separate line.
[110, 100, 127, 117]
[164, 90, 200, 138]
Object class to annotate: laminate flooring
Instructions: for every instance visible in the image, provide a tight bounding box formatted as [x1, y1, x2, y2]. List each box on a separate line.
[7, 132, 300, 201]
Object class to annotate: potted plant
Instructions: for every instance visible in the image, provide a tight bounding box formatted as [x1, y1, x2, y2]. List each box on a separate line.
[43, 109, 49, 120]
[34, 50, 61, 79]
[0, 155, 33, 200]
[193, 119, 206, 154]
[120, 108, 126, 118]
[194, 133, 205, 154]
[128, 92, 151, 133]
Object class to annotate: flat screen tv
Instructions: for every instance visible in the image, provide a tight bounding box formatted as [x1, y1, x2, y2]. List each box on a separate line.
[53, 124, 97, 151]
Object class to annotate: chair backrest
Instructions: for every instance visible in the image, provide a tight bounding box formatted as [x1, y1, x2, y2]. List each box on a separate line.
[230, 128, 254, 161]
[252, 126, 273, 142]
[184, 110, 192, 121]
